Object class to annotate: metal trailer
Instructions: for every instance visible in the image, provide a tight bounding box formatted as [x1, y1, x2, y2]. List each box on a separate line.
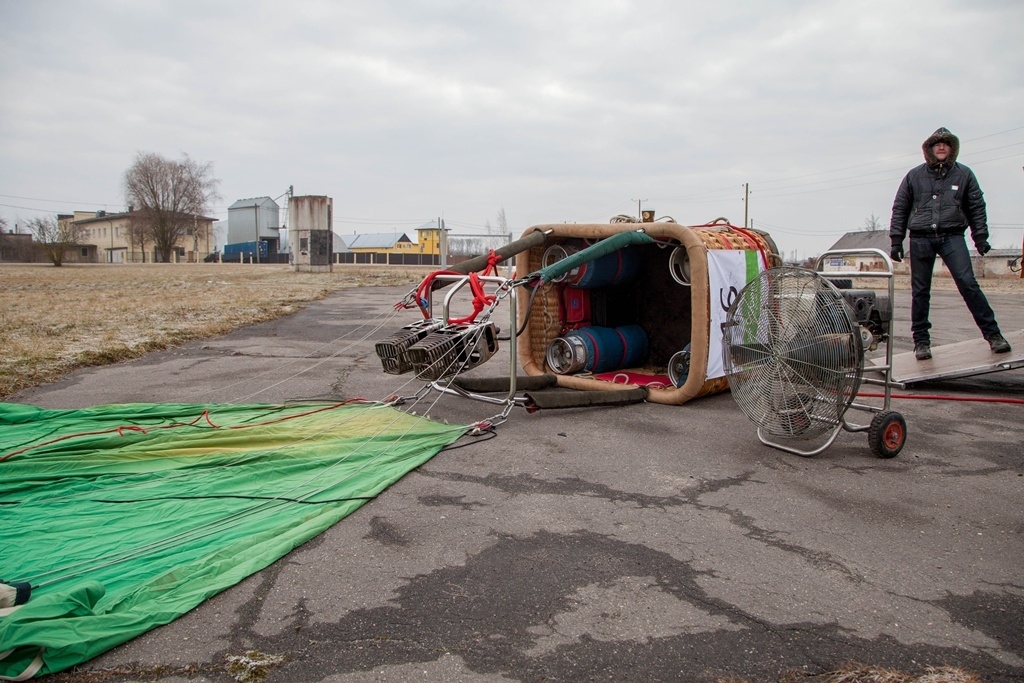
[884, 336, 1024, 388]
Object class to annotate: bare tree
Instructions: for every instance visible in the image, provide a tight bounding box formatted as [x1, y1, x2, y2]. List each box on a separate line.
[122, 152, 220, 262]
[863, 213, 883, 232]
[496, 206, 509, 235]
[125, 212, 150, 263]
[26, 215, 83, 266]
[0, 216, 11, 262]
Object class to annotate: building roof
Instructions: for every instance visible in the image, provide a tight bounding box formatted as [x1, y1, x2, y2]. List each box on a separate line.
[346, 233, 413, 249]
[228, 197, 278, 210]
[72, 210, 216, 225]
[829, 230, 1021, 257]
[828, 230, 891, 252]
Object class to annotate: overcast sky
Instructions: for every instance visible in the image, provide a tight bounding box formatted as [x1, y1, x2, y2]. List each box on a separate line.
[2, 0, 1022, 259]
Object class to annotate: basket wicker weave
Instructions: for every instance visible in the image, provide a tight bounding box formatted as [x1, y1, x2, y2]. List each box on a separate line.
[516, 222, 780, 405]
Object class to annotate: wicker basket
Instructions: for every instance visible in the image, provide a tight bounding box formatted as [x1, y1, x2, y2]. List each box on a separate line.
[515, 221, 780, 405]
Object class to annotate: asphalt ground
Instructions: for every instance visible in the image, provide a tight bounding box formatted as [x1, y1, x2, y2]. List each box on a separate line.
[10, 282, 1024, 682]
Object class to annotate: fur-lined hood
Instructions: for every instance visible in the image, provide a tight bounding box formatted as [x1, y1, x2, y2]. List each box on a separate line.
[922, 127, 959, 167]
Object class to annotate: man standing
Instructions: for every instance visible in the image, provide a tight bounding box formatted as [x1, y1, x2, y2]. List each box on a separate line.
[889, 127, 1011, 360]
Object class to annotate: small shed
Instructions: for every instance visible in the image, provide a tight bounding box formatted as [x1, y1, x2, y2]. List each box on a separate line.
[288, 195, 333, 272]
[824, 231, 899, 273]
[227, 197, 281, 253]
[346, 233, 414, 251]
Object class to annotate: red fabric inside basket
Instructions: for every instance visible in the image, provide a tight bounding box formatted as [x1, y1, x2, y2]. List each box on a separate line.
[593, 371, 672, 389]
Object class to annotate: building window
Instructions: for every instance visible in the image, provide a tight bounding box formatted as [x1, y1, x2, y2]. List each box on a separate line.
[300, 237, 308, 251]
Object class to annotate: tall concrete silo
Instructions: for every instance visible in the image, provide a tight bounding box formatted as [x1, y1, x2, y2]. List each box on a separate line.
[288, 195, 333, 273]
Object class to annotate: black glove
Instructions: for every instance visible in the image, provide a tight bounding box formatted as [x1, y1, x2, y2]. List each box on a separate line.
[976, 241, 991, 256]
[890, 243, 903, 262]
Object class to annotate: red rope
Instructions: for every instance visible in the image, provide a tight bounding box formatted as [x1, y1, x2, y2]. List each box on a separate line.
[858, 392, 1024, 405]
[447, 272, 496, 325]
[1, 401, 365, 462]
[690, 219, 770, 270]
[412, 270, 458, 318]
[482, 250, 500, 276]
[729, 225, 771, 270]
[411, 269, 496, 325]
[406, 252, 503, 319]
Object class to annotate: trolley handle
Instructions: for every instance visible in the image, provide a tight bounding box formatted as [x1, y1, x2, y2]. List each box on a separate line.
[813, 248, 895, 278]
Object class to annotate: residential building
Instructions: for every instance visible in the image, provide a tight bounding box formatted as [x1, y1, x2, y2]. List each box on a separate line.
[0, 230, 34, 262]
[346, 233, 415, 252]
[72, 210, 216, 263]
[345, 221, 443, 256]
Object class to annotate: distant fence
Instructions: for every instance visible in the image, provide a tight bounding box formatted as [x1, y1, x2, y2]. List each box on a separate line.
[217, 252, 289, 264]
[334, 252, 441, 266]
[332, 252, 515, 268]
[210, 252, 512, 267]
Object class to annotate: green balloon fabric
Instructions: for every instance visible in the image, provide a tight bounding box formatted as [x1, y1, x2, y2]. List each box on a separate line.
[0, 401, 466, 678]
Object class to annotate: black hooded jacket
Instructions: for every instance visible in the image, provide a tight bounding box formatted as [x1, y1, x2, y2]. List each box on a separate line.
[888, 127, 988, 246]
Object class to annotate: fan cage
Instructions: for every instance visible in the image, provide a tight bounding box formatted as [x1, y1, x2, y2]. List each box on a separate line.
[724, 267, 864, 441]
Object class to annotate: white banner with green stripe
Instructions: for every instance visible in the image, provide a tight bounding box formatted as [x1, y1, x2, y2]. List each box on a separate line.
[706, 250, 762, 380]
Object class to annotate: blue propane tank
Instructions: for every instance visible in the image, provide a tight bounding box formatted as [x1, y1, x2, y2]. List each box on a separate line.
[546, 325, 649, 375]
[571, 247, 641, 288]
[541, 242, 641, 289]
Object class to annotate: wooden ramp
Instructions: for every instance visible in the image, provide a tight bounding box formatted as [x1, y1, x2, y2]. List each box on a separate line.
[872, 329, 1024, 387]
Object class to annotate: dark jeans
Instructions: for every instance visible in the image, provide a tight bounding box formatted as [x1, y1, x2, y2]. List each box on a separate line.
[909, 233, 1000, 344]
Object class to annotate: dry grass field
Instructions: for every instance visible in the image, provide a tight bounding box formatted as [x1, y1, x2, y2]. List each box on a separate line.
[0, 263, 432, 399]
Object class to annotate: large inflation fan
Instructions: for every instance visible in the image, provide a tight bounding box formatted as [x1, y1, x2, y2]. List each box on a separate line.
[723, 265, 906, 458]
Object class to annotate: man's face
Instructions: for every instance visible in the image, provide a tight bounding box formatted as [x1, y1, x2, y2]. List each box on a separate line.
[932, 141, 951, 161]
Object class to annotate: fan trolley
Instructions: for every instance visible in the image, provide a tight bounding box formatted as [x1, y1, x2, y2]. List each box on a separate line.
[722, 248, 904, 457]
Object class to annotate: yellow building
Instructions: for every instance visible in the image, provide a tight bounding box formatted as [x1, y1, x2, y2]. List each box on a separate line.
[346, 221, 442, 256]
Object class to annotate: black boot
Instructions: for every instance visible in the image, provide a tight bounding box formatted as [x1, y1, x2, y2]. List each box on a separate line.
[986, 334, 1011, 354]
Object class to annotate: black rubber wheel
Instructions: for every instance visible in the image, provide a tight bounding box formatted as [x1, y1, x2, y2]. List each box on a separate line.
[868, 411, 906, 458]
[826, 277, 853, 290]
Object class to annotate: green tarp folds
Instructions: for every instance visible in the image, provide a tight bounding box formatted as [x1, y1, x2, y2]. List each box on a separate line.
[0, 401, 467, 678]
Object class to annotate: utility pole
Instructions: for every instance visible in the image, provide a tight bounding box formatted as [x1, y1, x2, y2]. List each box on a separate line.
[743, 183, 750, 229]
[254, 203, 260, 264]
[439, 217, 448, 269]
[631, 198, 647, 221]
[107, 217, 114, 263]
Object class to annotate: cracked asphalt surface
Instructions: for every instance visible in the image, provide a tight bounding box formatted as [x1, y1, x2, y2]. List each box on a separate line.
[11, 282, 1024, 682]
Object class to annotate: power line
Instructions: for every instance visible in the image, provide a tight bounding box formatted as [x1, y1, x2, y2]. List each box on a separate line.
[0, 202, 61, 212]
[752, 142, 1024, 196]
[0, 193, 121, 206]
[752, 126, 1024, 188]
[332, 216, 433, 225]
[749, 150, 1024, 201]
